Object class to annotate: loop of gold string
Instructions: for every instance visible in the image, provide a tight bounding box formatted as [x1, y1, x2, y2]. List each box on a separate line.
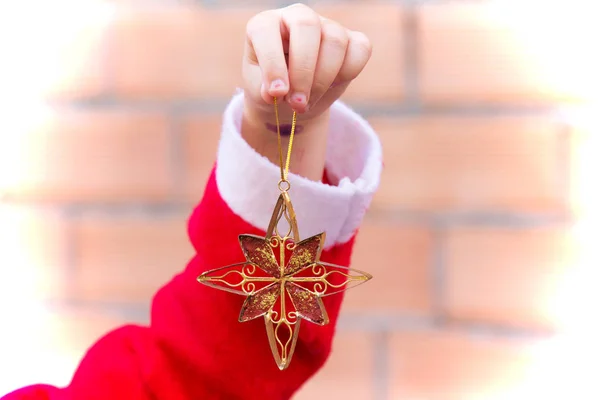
[273, 97, 297, 188]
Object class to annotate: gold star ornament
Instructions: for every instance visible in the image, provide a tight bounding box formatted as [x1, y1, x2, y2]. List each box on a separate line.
[197, 99, 372, 370]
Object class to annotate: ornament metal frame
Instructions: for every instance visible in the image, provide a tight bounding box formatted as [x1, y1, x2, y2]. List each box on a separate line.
[198, 190, 372, 370]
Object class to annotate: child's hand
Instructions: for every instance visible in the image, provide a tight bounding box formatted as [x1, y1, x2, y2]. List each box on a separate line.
[240, 4, 372, 181]
[242, 3, 372, 120]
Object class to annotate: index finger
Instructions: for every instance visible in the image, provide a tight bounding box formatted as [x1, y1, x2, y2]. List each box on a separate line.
[246, 11, 290, 101]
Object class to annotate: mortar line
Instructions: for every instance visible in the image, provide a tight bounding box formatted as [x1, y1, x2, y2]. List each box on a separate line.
[61, 207, 81, 305]
[557, 121, 573, 220]
[42, 97, 564, 118]
[336, 313, 553, 339]
[373, 330, 390, 400]
[1, 197, 569, 226]
[167, 110, 186, 204]
[431, 223, 446, 325]
[401, 0, 421, 110]
[365, 208, 568, 227]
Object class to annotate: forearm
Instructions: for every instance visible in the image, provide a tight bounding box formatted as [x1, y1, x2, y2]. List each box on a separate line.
[241, 96, 330, 182]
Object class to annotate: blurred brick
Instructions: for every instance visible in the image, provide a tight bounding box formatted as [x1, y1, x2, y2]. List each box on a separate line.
[294, 331, 374, 400]
[181, 114, 221, 202]
[109, 7, 254, 99]
[342, 221, 433, 316]
[0, 110, 171, 203]
[0, 308, 129, 394]
[417, 2, 598, 104]
[371, 117, 564, 213]
[445, 226, 576, 330]
[0, 206, 68, 301]
[389, 328, 575, 399]
[74, 215, 194, 303]
[315, 3, 404, 102]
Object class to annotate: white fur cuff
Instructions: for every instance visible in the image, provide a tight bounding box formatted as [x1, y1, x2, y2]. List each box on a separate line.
[215, 93, 382, 249]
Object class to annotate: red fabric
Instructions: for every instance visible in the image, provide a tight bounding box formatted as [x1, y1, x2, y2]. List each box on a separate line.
[4, 167, 354, 400]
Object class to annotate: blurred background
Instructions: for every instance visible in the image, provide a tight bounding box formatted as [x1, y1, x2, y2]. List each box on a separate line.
[0, 0, 599, 398]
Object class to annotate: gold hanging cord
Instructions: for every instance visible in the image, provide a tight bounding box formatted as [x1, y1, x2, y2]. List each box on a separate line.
[273, 97, 297, 191]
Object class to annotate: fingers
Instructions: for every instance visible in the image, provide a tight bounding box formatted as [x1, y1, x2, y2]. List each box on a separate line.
[281, 4, 322, 112]
[335, 30, 372, 85]
[245, 11, 289, 103]
[307, 18, 349, 110]
[244, 5, 373, 113]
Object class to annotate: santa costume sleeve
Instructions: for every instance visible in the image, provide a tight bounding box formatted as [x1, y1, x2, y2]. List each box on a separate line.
[2, 92, 382, 400]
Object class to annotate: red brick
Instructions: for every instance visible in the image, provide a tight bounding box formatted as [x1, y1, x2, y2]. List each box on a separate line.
[74, 215, 194, 303]
[2, 4, 110, 100]
[417, 2, 597, 104]
[0, 308, 129, 394]
[315, 3, 404, 101]
[0, 206, 68, 301]
[109, 7, 253, 99]
[342, 221, 433, 316]
[181, 114, 221, 202]
[0, 110, 172, 203]
[445, 226, 576, 330]
[370, 117, 564, 213]
[390, 328, 580, 399]
[294, 331, 374, 400]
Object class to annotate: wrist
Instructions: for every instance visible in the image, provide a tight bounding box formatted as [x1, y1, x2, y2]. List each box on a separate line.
[241, 96, 330, 182]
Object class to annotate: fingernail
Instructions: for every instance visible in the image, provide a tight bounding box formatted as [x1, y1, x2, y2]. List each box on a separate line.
[290, 92, 306, 105]
[270, 79, 286, 91]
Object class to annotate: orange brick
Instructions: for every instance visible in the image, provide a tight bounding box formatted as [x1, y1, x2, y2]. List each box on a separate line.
[109, 7, 254, 99]
[389, 328, 584, 399]
[371, 117, 564, 213]
[73, 215, 194, 303]
[0, 110, 172, 203]
[294, 331, 374, 400]
[181, 114, 221, 202]
[342, 221, 433, 316]
[315, 3, 404, 101]
[417, 2, 597, 104]
[445, 226, 577, 330]
[0, 308, 130, 394]
[0, 206, 68, 301]
[2, 4, 110, 100]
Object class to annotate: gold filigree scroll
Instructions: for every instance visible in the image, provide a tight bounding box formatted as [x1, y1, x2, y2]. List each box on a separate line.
[197, 192, 372, 370]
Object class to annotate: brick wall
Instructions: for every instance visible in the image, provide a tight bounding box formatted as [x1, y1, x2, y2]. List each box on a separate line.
[1, 0, 599, 398]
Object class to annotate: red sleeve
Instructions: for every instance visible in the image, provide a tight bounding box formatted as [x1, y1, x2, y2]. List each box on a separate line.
[3, 168, 355, 400]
